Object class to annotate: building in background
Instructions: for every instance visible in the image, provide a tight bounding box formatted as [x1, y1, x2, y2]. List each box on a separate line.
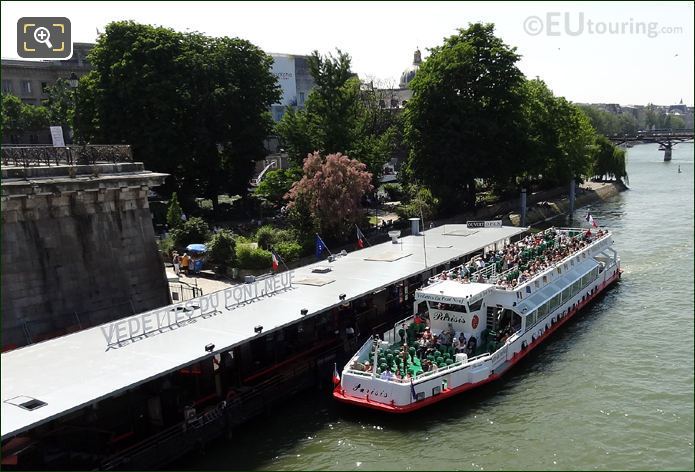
[1, 42, 94, 106]
[268, 53, 315, 122]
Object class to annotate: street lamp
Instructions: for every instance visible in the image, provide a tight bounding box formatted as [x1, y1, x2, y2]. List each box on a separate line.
[67, 72, 78, 89]
[67, 73, 78, 144]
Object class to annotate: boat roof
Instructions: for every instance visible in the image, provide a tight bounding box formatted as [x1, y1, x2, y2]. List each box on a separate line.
[1, 224, 524, 439]
[417, 280, 493, 301]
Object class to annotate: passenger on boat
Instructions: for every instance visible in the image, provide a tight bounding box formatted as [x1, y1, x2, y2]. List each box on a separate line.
[456, 333, 467, 353]
[465, 336, 477, 356]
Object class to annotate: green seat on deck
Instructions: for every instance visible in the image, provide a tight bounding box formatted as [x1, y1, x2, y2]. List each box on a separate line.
[446, 359, 454, 366]
[409, 347, 416, 357]
[436, 356, 444, 365]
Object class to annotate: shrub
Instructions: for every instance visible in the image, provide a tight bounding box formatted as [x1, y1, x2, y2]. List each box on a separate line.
[275, 241, 302, 263]
[396, 186, 440, 221]
[157, 235, 175, 257]
[255, 225, 295, 250]
[207, 230, 236, 270]
[236, 244, 273, 270]
[166, 192, 183, 229]
[170, 217, 211, 249]
[382, 183, 404, 202]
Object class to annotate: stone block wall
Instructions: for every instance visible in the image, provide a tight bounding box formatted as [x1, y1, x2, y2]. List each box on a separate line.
[1, 163, 170, 349]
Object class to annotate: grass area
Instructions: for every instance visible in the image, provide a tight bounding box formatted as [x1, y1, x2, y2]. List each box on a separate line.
[195, 194, 242, 211]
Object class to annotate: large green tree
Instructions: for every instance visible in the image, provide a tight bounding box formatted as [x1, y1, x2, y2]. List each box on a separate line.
[403, 23, 527, 212]
[76, 21, 280, 210]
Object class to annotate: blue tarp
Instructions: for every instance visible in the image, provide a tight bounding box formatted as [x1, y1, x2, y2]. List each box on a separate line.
[186, 244, 207, 253]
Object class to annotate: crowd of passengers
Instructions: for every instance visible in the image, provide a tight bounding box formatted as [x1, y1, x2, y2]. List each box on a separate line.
[434, 227, 605, 289]
[350, 312, 517, 380]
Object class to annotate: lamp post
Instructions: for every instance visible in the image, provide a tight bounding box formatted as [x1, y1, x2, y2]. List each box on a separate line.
[67, 72, 79, 144]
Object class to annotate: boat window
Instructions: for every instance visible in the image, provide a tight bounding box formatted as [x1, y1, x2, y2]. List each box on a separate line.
[525, 310, 537, 331]
[561, 287, 571, 304]
[436, 303, 467, 313]
[469, 299, 483, 311]
[557, 266, 562, 274]
[538, 302, 549, 317]
[571, 280, 581, 296]
[534, 280, 540, 288]
[548, 293, 560, 312]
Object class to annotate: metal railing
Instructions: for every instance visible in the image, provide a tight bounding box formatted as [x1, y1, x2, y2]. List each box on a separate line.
[1, 144, 133, 167]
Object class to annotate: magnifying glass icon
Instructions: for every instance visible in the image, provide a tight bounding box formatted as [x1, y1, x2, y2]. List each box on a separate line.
[33, 27, 53, 49]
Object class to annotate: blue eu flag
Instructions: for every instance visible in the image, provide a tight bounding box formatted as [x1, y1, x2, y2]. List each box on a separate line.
[315, 235, 325, 258]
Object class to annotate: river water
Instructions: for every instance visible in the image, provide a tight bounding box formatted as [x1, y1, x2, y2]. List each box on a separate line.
[181, 143, 694, 471]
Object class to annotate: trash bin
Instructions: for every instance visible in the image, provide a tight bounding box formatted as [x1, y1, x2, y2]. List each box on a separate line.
[193, 259, 204, 274]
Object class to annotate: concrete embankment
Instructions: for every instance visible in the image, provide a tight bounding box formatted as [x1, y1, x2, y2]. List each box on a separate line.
[436, 181, 627, 229]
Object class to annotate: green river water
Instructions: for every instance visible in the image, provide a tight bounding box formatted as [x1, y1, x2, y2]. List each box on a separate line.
[180, 143, 694, 471]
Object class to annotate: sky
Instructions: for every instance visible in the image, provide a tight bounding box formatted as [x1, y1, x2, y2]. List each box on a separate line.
[2, 1, 693, 106]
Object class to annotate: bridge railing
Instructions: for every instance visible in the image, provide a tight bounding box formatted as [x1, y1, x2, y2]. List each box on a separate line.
[1, 144, 133, 167]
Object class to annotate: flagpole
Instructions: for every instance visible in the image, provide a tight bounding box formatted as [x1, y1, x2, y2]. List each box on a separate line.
[316, 233, 333, 257]
[355, 224, 372, 247]
[271, 247, 290, 271]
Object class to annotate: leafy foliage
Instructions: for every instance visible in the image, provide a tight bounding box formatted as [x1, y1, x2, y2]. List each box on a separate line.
[275, 50, 399, 183]
[396, 185, 440, 221]
[285, 152, 373, 240]
[207, 229, 237, 270]
[166, 192, 183, 229]
[591, 135, 627, 181]
[170, 217, 210, 248]
[1, 93, 49, 134]
[403, 23, 526, 212]
[254, 167, 302, 207]
[76, 21, 280, 208]
[274, 240, 302, 263]
[235, 244, 272, 270]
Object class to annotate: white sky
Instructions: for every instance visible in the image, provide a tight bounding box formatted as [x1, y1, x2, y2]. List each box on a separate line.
[2, 1, 693, 106]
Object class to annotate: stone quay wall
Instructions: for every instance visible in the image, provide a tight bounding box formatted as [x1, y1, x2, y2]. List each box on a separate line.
[1, 163, 170, 349]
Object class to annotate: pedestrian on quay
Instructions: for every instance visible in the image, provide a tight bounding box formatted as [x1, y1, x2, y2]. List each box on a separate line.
[181, 253, 190, 276]
[172, 251, 181, 276]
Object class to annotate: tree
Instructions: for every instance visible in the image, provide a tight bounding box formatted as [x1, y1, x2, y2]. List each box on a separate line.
[403, 23, 526, 212]
[1, 93, 49, 137]
[521, 79, 596, 188]
[591, 135, 627, 181]
[207, 229, 236, 272]
[276, 50, 399, 183]
[170, 217, 210, 248]
[76, 21, 281, 209]
[285, 152, 373, 240]
[254, 167, 303, 207]
[166, 192, 183, 229]
[44, 78, 75, 131]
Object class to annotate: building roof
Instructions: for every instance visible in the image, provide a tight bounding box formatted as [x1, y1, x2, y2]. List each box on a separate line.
[0, 224, 524, 439]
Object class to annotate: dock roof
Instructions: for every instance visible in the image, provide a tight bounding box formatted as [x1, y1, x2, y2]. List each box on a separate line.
[1, 224, 524, 439]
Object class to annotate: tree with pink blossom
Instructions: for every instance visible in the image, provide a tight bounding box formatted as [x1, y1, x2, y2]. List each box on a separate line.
[285, 152, 373, 240]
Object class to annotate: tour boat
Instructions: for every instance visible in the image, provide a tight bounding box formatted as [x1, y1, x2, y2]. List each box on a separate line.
[333, 227, 621, 412]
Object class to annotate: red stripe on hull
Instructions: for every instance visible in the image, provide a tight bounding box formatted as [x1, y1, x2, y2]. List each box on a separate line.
[334, 269, 621, 413]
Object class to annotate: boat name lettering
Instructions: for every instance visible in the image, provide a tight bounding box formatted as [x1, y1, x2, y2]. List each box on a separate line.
[432, 312, 466, 324]
[417, 293, 461, 303]
[351, 383, 388, 398]
[101, 272, 294, 350]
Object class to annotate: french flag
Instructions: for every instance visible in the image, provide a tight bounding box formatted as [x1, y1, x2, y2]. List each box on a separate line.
[271, 252, 279, 272]
[332, 363, 341, 386]
[356, 227, 364, 248]
[585, 212, 598, 228]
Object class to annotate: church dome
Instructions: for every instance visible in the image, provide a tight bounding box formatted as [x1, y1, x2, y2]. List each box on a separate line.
[399, 48, 422, 89]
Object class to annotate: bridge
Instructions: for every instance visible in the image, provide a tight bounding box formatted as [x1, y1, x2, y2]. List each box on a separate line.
[608, 129, 694, 161]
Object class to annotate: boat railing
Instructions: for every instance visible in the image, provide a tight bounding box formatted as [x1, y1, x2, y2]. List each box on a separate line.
[384, 314, 416, 345]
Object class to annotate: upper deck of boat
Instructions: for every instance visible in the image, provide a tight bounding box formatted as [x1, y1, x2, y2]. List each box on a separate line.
[1, 223, 525, 439]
